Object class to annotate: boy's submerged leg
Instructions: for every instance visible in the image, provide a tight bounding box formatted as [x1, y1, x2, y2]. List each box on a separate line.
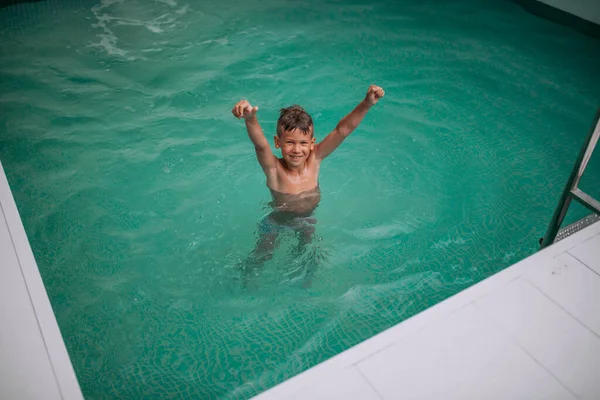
[294, 222, 315, 254]
[239, 231, 279, 287]
[293, 221, 323, 288]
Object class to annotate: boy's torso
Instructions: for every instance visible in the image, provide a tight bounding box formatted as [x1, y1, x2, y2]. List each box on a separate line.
[266, 152, 321, 214]
[266, 152, 320, 194]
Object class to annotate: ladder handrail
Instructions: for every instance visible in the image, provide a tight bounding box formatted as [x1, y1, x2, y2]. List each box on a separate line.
[541, 108, 600, 249]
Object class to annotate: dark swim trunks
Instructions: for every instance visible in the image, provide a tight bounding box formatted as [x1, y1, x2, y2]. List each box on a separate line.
[258, 213, 317, 235]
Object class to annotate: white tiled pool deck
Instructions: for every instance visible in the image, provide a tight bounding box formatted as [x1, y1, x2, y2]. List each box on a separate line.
[253, 220, 600, 400]
[2, 157, 600, 399]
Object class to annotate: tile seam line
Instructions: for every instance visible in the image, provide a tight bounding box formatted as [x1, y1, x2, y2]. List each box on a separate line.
[565, 249, 600, 278]
[355, 365, 385, 400]
[472, 286, 581, 400]
[525, 274, 600, 340]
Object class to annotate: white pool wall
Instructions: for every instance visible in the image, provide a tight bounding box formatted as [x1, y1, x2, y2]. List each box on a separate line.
[537, 0, 600, 24]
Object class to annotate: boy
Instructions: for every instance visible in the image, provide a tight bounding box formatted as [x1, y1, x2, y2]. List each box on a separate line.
[232, 84, 385, 286]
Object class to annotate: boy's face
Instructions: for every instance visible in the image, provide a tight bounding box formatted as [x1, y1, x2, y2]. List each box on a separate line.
[274, 127, 315, 168]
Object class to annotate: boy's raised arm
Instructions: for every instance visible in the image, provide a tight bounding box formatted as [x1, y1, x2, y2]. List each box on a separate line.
[315, 85, 385, 161]
[232, 99, 278, 172]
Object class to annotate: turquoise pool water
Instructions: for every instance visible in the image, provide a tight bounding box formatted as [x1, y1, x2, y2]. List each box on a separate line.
[1, 0, 600, 398]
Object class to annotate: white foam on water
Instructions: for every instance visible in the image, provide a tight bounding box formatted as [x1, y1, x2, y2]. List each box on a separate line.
[146, 24, 163, 33]
[340, 273, 439, 304]
[88, 0, 187, 58]
[431, 236, 466, 249]
[156, 0, 177, 6]
[89, 0, 129, 57]
[347, 222, 415, 239]
[391, 257, 422, 273]
[200, 37, 229, 46]
[502, 252, 516, 262]
[175, 5, 189, 15]
[89, 33, 127, 56]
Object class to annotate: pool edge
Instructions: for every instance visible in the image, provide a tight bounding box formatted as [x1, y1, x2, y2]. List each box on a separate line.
[0, 160, 83, 400]
[513, 0, 600, 39]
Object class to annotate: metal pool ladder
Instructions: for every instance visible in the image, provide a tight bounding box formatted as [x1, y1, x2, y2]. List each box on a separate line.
[540, 109, 600, 249]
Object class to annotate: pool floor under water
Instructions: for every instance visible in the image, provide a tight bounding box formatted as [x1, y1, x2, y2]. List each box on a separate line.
[1, 0, 600, 398]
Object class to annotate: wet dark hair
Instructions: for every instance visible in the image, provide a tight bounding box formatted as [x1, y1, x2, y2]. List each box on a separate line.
[277, 105, 313, 136]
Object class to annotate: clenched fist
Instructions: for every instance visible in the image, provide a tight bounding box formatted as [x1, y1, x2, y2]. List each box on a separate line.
[364, 85, 385, 106]
[232, 99, 259, 120]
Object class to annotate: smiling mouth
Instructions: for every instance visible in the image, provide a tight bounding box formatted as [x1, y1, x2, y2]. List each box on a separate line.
[290, 155, 303, 160]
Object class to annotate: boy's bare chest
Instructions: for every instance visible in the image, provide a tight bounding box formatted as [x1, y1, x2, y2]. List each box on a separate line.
[274, 161, 320, 194]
